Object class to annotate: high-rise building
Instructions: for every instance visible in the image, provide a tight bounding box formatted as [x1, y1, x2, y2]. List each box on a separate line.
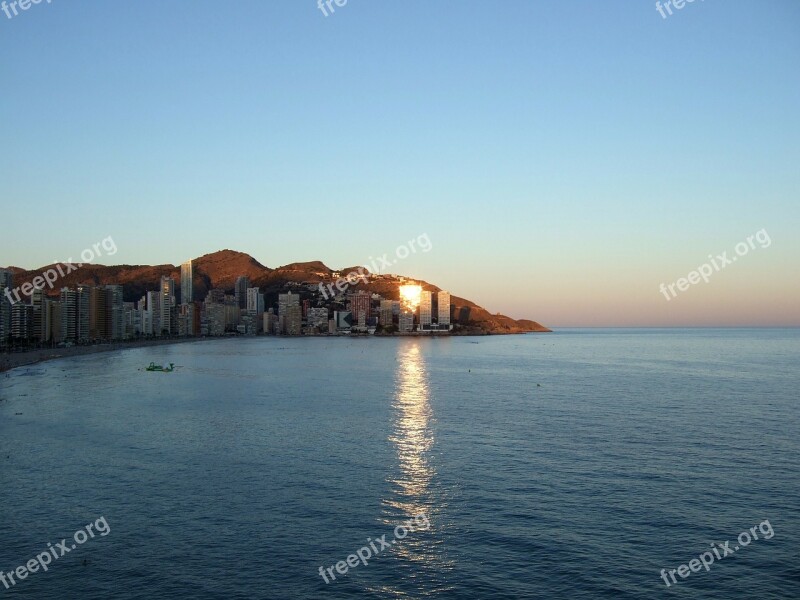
[106, 284, 125, 340]
[0, 269, 12, 293]
[246, 287, 262, 313]
[0, 270, 12, 347]
[123, 301, 136, 339]
[59, 288, 76, 341]
[160, 277, 175, 335]
[11, 303, 33, 340]
[146, 290, 161, 336]
[307, 307, 329, 329]
[181, 260, 193, 304]
[49, 301, 63, 344]
[178, 303, 196, 336]
[263, 308, 276, 336]
[57, 286, 90, 342]
[398, 309, 414, 332]
[278, 292, 302, 335]
[379, 299, 394, 327]
[235, 276, 250, 309]
[225, 303, 240, 331]
[206, 303, 226, 336]
[31, 288, 51, 342]
[348, 291, 371, 329]
[246, 287, 265, 332]
[419, 290, 432, 330]
[437, 291, 451, 328]
[89, 286, 109, 340]
[76, 286, 91, 342]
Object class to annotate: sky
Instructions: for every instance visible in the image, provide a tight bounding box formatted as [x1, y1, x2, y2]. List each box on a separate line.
[1, 0, 798, 327]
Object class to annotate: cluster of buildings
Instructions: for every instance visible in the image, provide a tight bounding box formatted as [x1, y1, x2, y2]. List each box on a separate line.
[1, 268, 128, 347]
[0, 262, 453, 348]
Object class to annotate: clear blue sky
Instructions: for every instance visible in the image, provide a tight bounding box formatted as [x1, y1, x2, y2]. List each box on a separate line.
[1, 0, 798, 326]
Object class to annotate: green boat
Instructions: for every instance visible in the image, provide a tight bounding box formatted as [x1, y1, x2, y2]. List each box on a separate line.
[146, 362, 175, 372]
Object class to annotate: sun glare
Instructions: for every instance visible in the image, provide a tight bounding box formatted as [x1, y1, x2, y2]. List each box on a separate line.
[399, 285, 422, 311]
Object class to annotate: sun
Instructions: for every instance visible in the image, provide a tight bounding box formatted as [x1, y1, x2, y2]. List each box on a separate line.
[399, 285, 422, 311]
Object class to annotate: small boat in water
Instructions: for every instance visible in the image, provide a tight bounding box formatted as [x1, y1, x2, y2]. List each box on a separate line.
[146, 362, 174, 372]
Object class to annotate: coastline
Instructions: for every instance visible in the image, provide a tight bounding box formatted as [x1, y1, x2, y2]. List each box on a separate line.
[0, 328, 552, 374]
[0, 337, 210, 374]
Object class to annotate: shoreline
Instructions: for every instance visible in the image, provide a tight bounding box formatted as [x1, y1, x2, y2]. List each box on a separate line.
[0, 329, 550, 374]
[0, 337, 211, 374]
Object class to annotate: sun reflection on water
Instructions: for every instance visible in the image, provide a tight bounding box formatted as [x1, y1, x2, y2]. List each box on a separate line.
[387, 342, 434, 514]
[373, 341, 454, 596]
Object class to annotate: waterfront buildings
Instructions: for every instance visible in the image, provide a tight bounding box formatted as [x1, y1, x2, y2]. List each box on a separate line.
[278, 292, 302, 335]
[235, 276, 250, 309]
[178, 303, 197, 337]
[419, 290, 432, 329]
[0, 266, 455, 345]
[146, 290, 161, 336]
[307, 307, 329, 329]
[160, 277, 175, 336]
[438, 291, 451, 328]
[181, 260, 193, 304]
[89, 286, 108, 340]
[348, 291, 371, 329]
[0, 270, 11, 347]
[398, 308, 414, 332]
[10, 303, 33, 340]
[379, 300, 394, 327]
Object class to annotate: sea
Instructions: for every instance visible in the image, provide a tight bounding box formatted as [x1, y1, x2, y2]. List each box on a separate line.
[1, 329, 798, 599]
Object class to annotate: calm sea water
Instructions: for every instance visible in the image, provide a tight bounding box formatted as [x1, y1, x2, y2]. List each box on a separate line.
[1, 329, 798, 599]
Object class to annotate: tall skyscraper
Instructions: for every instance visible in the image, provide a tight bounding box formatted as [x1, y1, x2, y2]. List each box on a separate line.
[160, 277, 175, 335]
[60, 288, 77, 341]
[10, 303, 33, 340]
[379, 299, 394, 327]
[31, 288, 49, 342]
[0, 269, 12, 295]
[89, 286, 109, 340]
[181, 260, 193, 304]
[76, 285, 91, 342]
[246, 287, 261, 313]
[437, 291, 451, 328]
[146, 290, 161, 336]
[49, 301, 63, 344]
[0, 270, 14, 347]
[106, 284, 125, 340]
[419, 290, 432, 329]
[278, 292, 302, 335]
[235, 276, 250, 309]
[348, 291, 371, 328]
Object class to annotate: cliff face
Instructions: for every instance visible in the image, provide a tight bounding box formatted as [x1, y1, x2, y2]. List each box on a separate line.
[4, 250, 551, 334]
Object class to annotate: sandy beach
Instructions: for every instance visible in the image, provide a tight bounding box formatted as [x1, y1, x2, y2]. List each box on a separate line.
[0, 337, 210, 373]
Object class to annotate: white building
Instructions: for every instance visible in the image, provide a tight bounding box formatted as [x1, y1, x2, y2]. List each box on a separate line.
[419, 291, 432, 330]
[438, 291, 451, 328]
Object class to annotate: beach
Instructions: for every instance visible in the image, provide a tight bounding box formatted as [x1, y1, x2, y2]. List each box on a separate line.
[0, 337, 209, 373]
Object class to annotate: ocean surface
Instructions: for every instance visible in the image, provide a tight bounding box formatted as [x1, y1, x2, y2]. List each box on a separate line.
[1, 329, 798, 599]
